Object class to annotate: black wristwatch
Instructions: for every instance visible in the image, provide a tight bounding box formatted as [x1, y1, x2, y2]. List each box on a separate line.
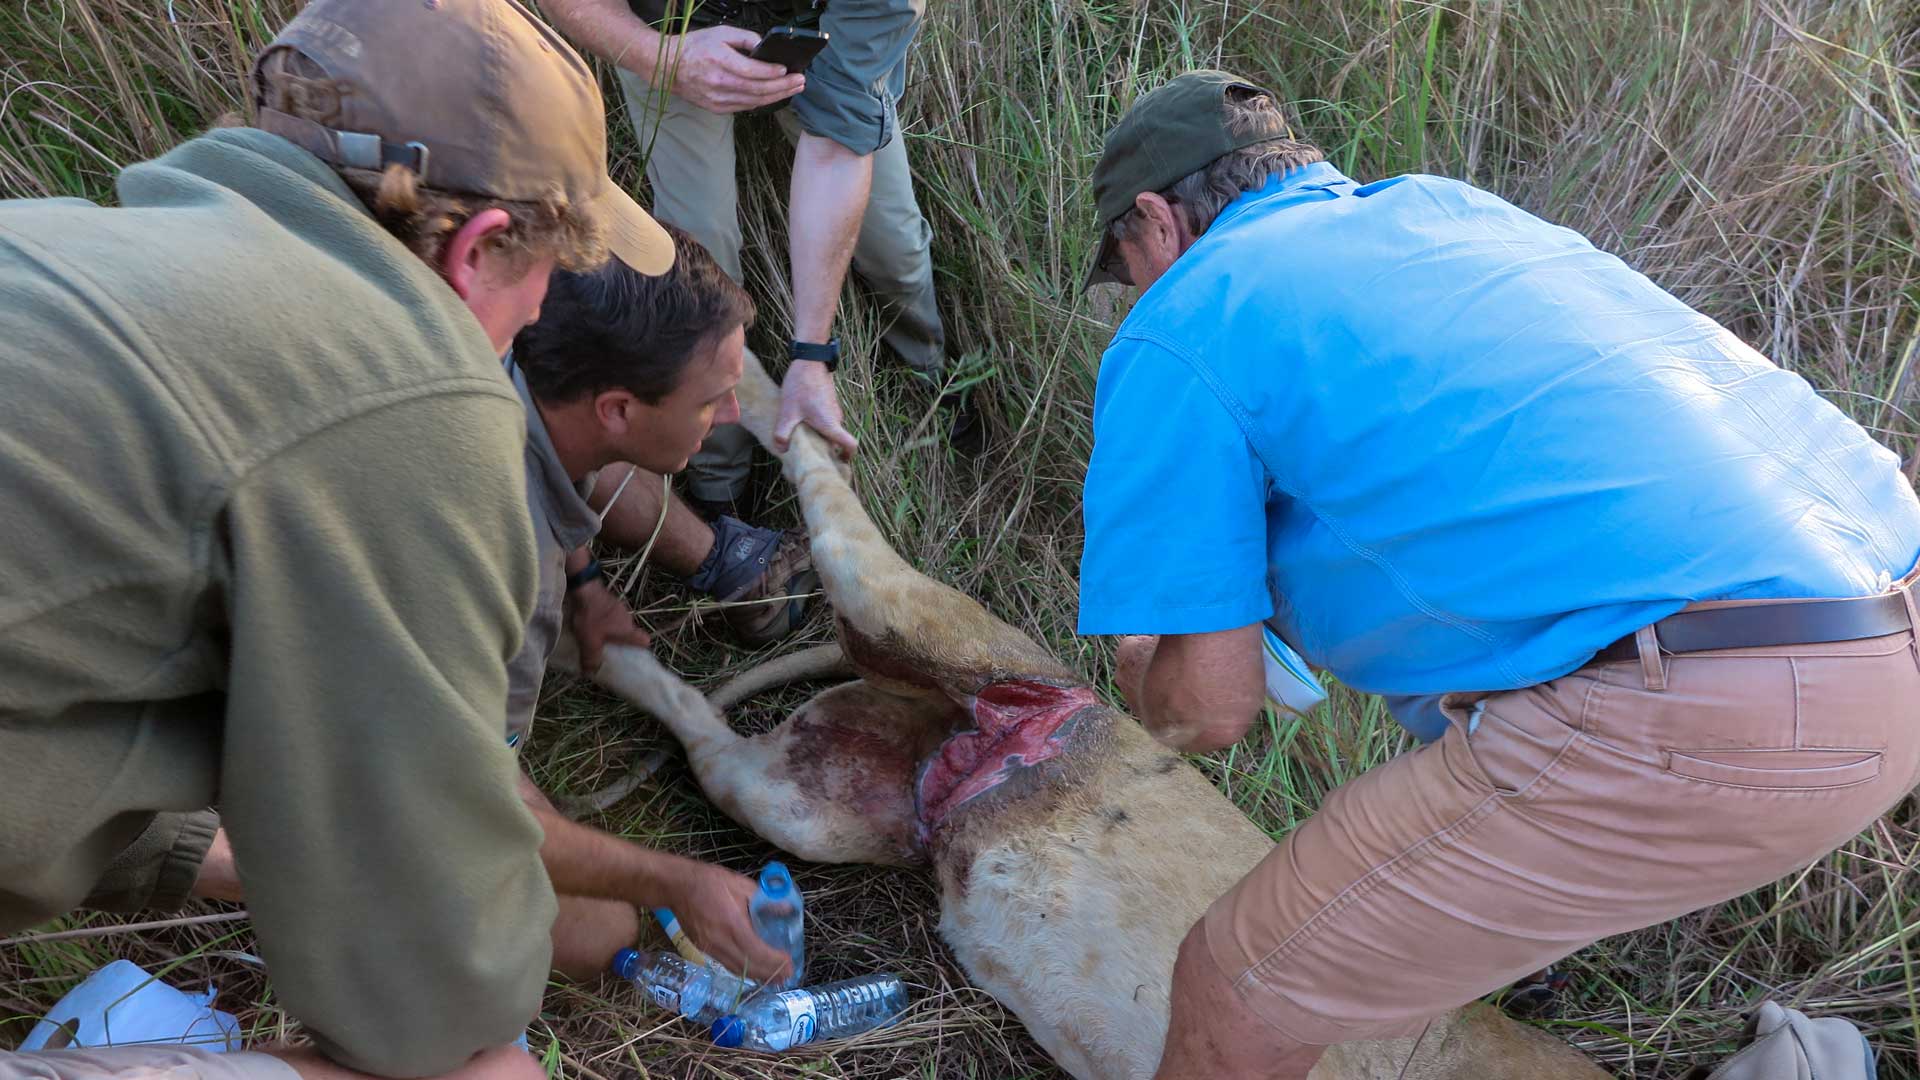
[789, 337, 840, 372]
[565, 557, 603, 594]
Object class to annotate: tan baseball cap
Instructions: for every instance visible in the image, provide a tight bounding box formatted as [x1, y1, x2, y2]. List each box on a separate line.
[250, 0, 671, 275]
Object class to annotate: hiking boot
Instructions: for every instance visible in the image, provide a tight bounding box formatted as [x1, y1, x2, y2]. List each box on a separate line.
[685, 515, 821, 648]
[720, 529, 820, 647]
[941, 387, 987, 457]
[1497, 965, 1570, 1020]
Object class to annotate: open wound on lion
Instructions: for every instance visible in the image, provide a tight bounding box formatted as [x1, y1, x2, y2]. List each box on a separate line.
[914, 679, 1099, 836]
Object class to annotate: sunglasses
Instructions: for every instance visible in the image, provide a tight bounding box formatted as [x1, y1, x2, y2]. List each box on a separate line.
[1098, 195, 1181, 288]
[1098, 235, 1134, 287]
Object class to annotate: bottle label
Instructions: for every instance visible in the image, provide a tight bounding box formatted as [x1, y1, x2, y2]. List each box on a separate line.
[646, 983, 681, 1013]
[765, 991, 818, 1051]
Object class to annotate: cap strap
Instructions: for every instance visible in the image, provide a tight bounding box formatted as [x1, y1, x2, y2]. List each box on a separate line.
[255, 107, 431, 184]
[335, 132, 431, 181]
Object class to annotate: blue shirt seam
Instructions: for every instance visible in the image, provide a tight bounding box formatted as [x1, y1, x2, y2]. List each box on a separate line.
[1078, 596, 1274, 635]
[1082, 596, 1272, 613]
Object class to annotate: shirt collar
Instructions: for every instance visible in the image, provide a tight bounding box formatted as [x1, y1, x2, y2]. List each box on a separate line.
[1119, 162, 1355, 322]
[502, 352, 601, 550]
[1207, 160, 1354, 235]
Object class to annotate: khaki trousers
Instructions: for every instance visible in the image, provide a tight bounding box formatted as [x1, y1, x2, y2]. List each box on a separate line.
[0, 1048, 297, 1080]
[617, 73, 944, 503]
[1205, 578, 1920, 1045]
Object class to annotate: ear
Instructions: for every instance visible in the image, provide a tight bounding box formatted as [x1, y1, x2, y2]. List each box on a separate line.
[1132, 192, 1184, 246]
[439, 207, 515, 300]
[592, 387, 640, 436]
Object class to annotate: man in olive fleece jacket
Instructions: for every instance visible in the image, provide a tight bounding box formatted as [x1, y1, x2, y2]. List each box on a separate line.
[0, 124, 548, 1080]
[0, 0, 678, 1077]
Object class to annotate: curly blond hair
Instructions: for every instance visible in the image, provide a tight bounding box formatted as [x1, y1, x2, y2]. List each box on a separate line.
[253, 49, 605, 274]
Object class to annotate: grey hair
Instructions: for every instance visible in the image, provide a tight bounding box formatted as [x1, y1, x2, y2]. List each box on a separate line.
[1109, 88, 1325, 246]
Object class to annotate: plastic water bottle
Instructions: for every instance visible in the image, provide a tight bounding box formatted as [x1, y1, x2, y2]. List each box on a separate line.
[749, 861, 805, 989]
[709, 973, 909, 1051]
[612, 947, 754, 1026]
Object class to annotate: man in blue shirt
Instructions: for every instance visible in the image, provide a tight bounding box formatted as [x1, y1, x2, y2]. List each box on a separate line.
[1078, 71, 1920, 1079]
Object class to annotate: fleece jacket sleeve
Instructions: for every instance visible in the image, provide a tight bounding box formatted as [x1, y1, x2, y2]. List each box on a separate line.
[215, 390, 555, 1078]
[79, 809, 221, 914]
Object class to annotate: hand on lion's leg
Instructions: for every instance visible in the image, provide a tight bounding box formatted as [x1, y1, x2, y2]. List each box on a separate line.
[1153, 920, 1326, 1080]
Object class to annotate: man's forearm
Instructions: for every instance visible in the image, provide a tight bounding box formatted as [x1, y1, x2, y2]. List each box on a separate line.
[1129, 625, 1267, 752]
[524, 793, 691, 909]
[543, 0, 665, 78]
[790, 132, 875, 343]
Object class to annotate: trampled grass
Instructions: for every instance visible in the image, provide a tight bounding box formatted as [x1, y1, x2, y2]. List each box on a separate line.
[3, 1, 1919, 1077]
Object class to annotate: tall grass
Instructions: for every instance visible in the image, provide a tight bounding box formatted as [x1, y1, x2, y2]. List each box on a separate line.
[4, 1, 1919, 1077]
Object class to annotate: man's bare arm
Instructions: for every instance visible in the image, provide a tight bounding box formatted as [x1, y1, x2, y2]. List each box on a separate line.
[542, 0, 802, 113]
[513, 776, 792, 981]
[772, 132, 872, 457]
[1116, 624, 1266, 752]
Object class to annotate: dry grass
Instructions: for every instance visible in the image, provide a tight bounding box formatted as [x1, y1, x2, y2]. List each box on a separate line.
[5, 0, 1920, 1077]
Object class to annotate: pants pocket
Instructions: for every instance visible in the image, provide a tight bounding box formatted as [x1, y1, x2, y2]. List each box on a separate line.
[1663, 748, 1882, 791]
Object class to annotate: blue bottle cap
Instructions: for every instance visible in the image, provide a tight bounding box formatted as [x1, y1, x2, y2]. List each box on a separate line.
[611, 948, 641, 980]
[710, 1015, 745, 1048]
[758, 861, 792, 899]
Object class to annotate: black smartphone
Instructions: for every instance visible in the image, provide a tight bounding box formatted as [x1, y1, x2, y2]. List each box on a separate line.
[748, 26, 829, 74]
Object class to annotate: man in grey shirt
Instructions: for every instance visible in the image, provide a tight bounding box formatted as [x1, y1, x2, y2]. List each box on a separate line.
[500, 228, 815, 978]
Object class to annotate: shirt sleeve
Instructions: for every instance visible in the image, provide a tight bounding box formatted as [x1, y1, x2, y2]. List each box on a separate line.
[217, 392, 556, 1077]
[1078, 337, 1274, 636]
[788, 0, 922, 154]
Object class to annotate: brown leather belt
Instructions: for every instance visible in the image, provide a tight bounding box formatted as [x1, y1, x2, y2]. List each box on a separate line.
[1591, 586, 1914, 665]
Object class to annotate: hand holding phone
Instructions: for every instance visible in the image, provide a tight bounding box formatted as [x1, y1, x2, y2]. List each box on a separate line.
[748, 26, 830, 75]
[660, 25, 803, 114]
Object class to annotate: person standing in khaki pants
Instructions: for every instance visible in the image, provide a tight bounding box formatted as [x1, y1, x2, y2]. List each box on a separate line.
[545, 0, 971, 518]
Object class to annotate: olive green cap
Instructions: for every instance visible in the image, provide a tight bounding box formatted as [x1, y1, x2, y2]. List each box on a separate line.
[1086, 70, 1289, 286]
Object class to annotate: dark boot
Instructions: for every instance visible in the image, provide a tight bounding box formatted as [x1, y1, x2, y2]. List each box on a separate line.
[685, 516, 821, 648]
[941, 386, 987, 457]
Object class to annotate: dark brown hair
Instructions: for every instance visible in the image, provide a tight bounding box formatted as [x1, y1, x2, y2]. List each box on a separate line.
[512, 226, 755, 404]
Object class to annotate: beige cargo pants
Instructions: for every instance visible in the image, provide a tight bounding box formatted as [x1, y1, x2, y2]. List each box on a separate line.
[1205, 573, 1920, 1045]
[617, 72, 945, 504]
